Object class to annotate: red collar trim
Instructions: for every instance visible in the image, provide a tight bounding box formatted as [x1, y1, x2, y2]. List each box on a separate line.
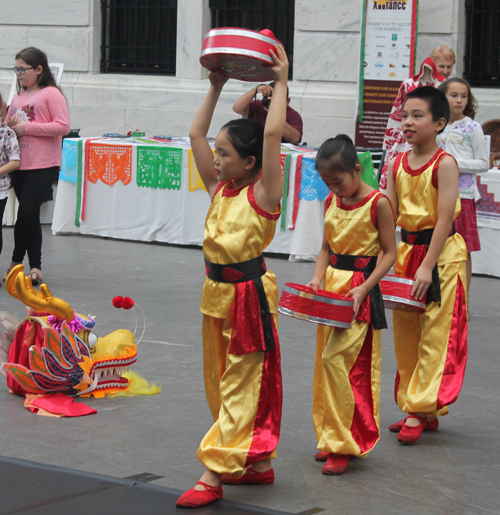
[336, 189, 379, 211]
[402, 149, 445, 177]
[222, 181, 247, 197]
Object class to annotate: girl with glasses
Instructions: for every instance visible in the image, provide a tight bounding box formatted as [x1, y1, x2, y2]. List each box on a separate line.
[3, 47, 70, 285]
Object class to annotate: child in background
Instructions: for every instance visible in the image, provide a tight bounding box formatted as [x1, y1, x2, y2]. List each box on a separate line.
[386, 86, 468, 444]
[307, 134, 396, 475]
[176, 46, 288, 508]
[3, 47, 70, 286]
[0, 93, 20, 272]
[437, 78, 489, 293]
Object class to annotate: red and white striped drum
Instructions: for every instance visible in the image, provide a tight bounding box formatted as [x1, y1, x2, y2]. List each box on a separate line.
[278, 283, 354, 329]
[200, 28, 282, 82]
[380, 275, 426, 312]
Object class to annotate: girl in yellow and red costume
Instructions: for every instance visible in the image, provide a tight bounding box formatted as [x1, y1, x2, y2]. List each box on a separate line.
[176, 46, 288, 509]
[386, 86, 468, 444]
[307, 135, 397, 475]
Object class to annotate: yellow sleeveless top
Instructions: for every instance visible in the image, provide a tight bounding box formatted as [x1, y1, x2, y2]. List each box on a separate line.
[200, 181, 281, 318]
[394, 149, 467, 272]
[323, 190, 383, 294]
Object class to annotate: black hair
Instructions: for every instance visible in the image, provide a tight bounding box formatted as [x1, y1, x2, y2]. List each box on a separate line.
[221, 118, 264, 173]
[439, 77, 478, 119]
[405, 86, 450, 132]
[315, 134, 359, 174]
[15, 47, 63, 95]
[268, 81, 289, 98]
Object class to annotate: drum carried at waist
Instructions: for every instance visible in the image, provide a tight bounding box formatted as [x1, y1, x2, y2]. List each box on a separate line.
[200, 28, 282, 82]
[278, 283, 354, 328]
[380, 275, 426, 312]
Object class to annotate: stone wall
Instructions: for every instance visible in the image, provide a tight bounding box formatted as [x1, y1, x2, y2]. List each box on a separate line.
[0, 0, 497, 146]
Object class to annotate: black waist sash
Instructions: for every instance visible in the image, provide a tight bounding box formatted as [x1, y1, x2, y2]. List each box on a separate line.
[204, 255, 266, 283]
[328, 252, 387, 330]
[401, 224, 456, 305]
[204, 255, 275, 351]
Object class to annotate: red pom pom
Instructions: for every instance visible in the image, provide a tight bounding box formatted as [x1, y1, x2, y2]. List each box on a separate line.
[122, 297, 135, 310]
[112, 296, 123, 308]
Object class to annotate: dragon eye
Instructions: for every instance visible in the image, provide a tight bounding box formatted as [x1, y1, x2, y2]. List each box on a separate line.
[88, 333, 98, 349]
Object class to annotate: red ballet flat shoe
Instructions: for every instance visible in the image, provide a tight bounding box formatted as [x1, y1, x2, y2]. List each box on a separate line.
[389, 417, 439, 433]
[315, 451, 329, 462]
[221, 467, 274, 485]
[176, 481, 223, 508]
[322, 453, 350, 475]
[397, 414, 427, 444]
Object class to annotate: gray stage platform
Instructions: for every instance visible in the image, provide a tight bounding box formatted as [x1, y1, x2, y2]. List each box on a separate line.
[0, 227, 499, 515]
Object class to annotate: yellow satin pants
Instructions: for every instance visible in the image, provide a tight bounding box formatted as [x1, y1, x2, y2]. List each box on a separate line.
[393, 261, 467, 417]
[197, 314, 280, 475]
[312, 320, 381, 457]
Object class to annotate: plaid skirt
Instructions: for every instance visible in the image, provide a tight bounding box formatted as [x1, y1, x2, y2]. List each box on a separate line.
[455, 198, 481, 252]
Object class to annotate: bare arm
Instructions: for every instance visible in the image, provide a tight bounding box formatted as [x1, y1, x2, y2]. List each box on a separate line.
[189, 72, 229, 200]
[307, 231, 331, 292]
[412, 156, 459, 299]
[253, 46, 288, 213]
[232, 84, 273, 117]
[346, 197, 397, 316]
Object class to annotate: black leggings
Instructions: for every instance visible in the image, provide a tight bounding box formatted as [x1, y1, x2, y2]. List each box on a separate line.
[11, 167, 58, 270]
[0, 196, 7, 256]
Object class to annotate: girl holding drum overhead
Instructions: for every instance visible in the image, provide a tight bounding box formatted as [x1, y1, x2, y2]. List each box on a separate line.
[176, 45, 288, 509]
[307, 135, 396, 475]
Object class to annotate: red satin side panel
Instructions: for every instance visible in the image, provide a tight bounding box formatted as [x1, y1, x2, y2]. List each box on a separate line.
[348, 326, 379, 454]
[244, 321, 282, 466]
[436, 275, 468, 410]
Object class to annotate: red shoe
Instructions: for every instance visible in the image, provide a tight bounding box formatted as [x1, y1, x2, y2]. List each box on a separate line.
[176, 481, 223, 508]
[314, 451, 328, 462]
[397, 414, 427, 444]
[322, 454, 350, 475]
[221, 467, 274, 485]
[389, 417, 439, 433]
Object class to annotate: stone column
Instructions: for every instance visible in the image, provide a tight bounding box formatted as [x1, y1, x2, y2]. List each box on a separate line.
[176, 0, 211, 79]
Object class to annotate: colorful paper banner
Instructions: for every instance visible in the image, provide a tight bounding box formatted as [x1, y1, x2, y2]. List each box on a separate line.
[137, 146, 183, 190]
[87, 143, 132, 185]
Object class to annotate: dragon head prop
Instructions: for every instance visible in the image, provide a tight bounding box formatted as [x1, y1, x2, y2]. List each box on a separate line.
[0, 265, 138, 398]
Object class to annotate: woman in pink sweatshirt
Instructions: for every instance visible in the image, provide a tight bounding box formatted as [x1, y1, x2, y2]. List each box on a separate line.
[4, 47, 70, 285]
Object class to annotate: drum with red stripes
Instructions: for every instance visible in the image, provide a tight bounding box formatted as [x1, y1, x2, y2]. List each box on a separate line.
[380, 275, 426, 312]
[200, 28, 282, 82]
[278, 283, 354, 328]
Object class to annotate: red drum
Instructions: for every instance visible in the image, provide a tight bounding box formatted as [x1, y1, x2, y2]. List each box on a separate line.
[380, 275, 426, 312]
[278, 283, 354, 329]
[200, 28, 282, 82]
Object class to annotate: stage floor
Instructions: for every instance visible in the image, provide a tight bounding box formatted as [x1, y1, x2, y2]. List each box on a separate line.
[0, 227, 499, 515]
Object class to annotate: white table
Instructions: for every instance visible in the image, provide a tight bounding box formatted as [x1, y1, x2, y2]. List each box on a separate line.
[51, 138, 329, 260]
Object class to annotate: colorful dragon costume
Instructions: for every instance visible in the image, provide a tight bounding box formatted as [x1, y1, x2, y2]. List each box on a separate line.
[0, 265, 139, 398]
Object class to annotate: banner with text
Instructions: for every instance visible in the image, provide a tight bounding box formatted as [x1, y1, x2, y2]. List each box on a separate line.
[355, 0, 418, 148]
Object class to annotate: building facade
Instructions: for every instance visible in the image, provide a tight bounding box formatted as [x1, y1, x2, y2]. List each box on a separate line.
[0, 0, 498, 147]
